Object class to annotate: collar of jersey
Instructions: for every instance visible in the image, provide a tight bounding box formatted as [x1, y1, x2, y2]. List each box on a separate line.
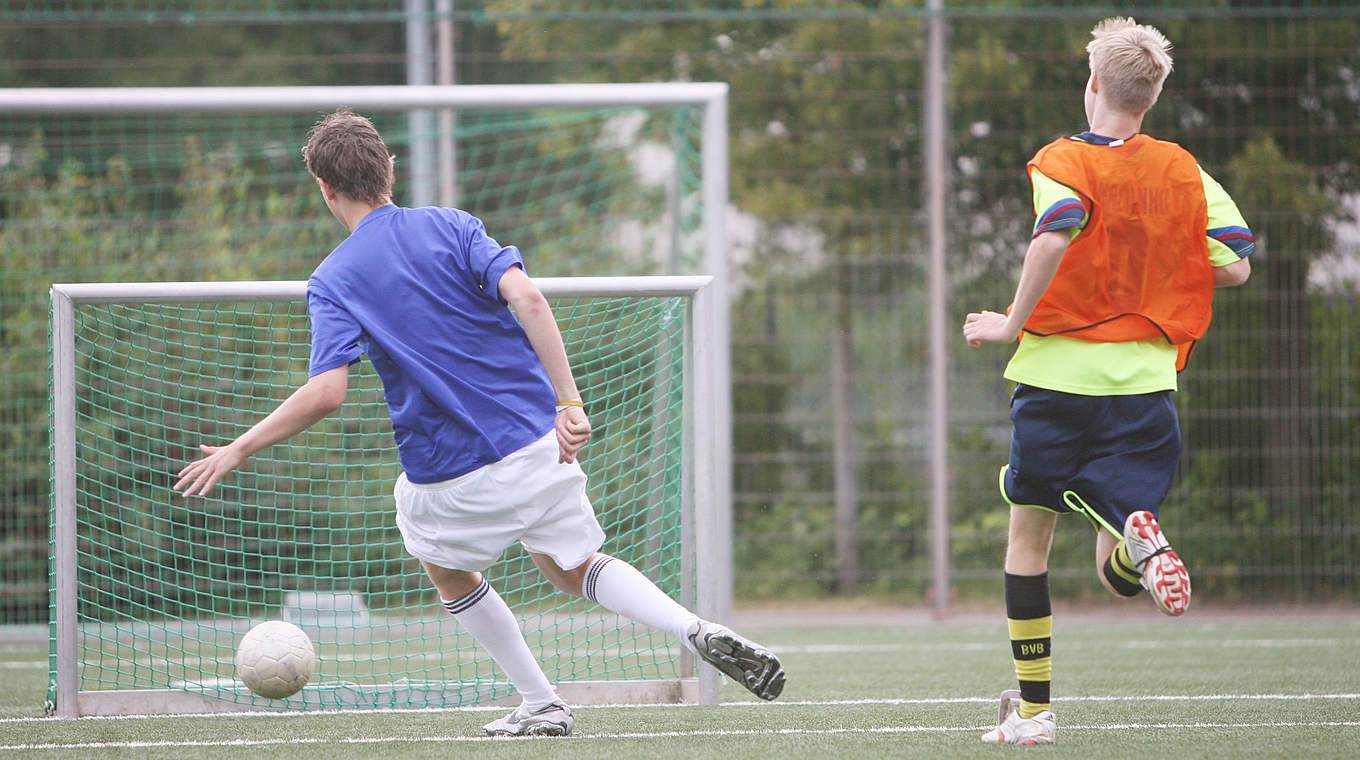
[354, 203, 399, 231]
[1070, 131, 1140, 146]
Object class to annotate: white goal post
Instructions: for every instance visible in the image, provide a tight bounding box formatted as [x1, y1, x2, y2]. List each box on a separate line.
[5, 79, 734, 634]
[51, 275, 726, 717]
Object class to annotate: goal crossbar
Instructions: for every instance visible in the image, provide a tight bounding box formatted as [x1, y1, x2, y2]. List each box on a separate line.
[0, 83, 728, 113]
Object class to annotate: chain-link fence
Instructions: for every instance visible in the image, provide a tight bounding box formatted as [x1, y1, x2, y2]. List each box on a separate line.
[2, 3, 1357, 622]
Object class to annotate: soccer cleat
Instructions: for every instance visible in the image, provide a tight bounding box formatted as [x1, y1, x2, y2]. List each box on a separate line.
[980, 688, 1056, 745]
[482, 700, 574, 737]
[1123, 510, 1191, 616]
[688, 620, 786, 701]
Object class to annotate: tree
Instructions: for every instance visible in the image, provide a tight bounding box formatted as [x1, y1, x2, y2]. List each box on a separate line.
[489, 4, 1360, 599]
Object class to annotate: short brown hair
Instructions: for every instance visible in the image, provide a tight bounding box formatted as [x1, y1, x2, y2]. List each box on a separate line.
[302, 109, 394, 204]
[1086, 17, 1174, 115]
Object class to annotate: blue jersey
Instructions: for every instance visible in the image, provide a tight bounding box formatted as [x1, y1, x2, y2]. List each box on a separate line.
[306, 204, 555, 483]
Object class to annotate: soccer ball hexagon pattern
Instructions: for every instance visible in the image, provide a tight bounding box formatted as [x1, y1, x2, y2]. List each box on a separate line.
[235, 620, 317, 699]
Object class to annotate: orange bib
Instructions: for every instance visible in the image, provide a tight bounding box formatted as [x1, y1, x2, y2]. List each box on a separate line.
[1023, 135, 1214, 369]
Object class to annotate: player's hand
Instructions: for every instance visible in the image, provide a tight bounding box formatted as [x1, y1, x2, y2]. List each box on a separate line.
[555, 406, 592, 464]
[174, 443, 246, 497]
[962, 310, 1019, 347]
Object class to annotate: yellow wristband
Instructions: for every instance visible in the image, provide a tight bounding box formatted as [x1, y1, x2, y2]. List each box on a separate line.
[556, 398, 584, 407]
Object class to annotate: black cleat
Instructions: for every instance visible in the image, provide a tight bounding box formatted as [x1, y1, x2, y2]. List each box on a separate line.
[688, 621, 786, 700]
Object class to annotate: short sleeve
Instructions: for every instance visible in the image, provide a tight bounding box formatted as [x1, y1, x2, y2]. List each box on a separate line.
[461, 214, 526, 303]
[1199, 166, 1256, 267]
[1029, 168, 1089, 240]
[306, 281, 365, 377]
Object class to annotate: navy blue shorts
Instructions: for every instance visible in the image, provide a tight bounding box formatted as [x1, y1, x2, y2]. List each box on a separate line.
[1001, 384, 1181, 536]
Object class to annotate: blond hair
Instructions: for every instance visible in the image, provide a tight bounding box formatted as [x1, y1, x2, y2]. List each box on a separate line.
[1086, 17, 1174, 115]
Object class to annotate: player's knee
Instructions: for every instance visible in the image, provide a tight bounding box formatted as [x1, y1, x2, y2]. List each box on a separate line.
[544, 571, 582, 597]
[530, 552, 590, 597]
[423, 563, 483, 601]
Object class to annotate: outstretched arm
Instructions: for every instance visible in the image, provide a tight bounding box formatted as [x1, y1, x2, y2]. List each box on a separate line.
[174, 364, 350, 497]
[963, 230, 1071, 347]
[498, 265, 590, 464]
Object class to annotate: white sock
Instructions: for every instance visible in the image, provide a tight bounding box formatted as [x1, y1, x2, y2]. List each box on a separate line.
[442, 579, 558, 709]
[583, 555, 701, 652]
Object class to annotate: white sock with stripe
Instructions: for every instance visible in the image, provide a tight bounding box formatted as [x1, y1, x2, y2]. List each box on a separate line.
[442, 579, 557, 710]
[583, 555, 701, 652]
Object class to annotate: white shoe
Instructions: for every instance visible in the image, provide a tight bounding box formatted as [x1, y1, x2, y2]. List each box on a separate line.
[980, 688, 1055, 745]
[1123, 510, 1191, 616]
[482, 700, 574, 737]
[688, 620, 786, 700]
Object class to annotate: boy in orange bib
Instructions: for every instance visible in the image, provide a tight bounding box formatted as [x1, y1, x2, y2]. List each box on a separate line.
[962, 17, 1254, 746]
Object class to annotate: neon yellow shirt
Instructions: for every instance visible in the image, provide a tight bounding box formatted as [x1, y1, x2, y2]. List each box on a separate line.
[1004, 135, 1252, 395]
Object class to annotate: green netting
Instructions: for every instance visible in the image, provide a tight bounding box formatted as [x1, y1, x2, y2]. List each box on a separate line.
[1, 105, 704, 627]
[55, 292, 689, 711]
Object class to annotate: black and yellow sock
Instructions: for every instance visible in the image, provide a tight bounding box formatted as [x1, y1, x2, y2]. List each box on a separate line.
[1004, 572, 1052, 719]
[1102, 540, 1143, 597]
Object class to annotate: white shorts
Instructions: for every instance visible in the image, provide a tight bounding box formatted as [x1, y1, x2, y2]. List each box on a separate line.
[392, 431, 606, 573]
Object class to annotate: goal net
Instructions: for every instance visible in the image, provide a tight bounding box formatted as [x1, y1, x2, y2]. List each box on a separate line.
[0, 84, 732, 645]
[49, 276, 722, 717]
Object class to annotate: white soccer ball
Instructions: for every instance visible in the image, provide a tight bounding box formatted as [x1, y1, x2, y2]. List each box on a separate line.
[235, 620, 316, 699]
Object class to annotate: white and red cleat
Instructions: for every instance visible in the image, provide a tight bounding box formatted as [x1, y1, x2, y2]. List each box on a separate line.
[1124, 510, 1191, 616]
[980, 689, 1055, 745]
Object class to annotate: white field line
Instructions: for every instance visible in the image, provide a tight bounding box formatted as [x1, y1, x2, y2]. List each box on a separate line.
[2, 692, 1357, 723]
[8, 635, 1353, 673]
[32, 647, 680, 672]
[778, 638, 1359, 653]
[5, 720, 1360, 751]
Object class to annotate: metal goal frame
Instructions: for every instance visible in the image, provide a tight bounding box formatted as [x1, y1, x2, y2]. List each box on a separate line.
[9, 81, 733, 717]
[51, 274, 724, 717]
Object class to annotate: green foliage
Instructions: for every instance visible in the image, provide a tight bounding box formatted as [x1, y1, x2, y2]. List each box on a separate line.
[4, 5, 1360, 623]
[1228, 135, 1338, 242]
[491, 6, 1360, 604]
[0, 127, 333, 621]
[0, 23, 407, 88]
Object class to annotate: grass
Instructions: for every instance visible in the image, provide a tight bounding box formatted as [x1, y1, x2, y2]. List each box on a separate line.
[2, 604, 1358, 759]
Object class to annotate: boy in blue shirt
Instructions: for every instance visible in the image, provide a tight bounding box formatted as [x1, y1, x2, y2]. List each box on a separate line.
[175, 109, 784, 736]
[962, 18, 1252, 745]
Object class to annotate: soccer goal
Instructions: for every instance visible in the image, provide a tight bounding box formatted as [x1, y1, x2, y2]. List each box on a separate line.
[49, 276, 725, 717]
[0, 83, 735, 670]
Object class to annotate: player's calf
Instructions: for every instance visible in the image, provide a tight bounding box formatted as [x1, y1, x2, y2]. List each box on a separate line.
[1101, 539, 1144, 598]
